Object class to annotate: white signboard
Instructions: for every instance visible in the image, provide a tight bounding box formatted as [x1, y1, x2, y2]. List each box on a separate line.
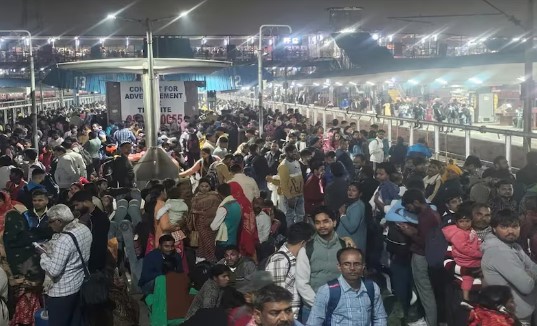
[120, 81, 187, 124]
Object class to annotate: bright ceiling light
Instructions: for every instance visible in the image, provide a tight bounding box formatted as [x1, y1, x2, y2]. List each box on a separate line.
[469, 77, 483, 84]
[518, 76, 526, 82]
[371, 33, 380, 40]
[106, 13, 117, 20]
[179, 11, 188, 18]
[366, 81, 375, 86]
[408, 79, 419, 85]
[349, 82, 357, 86]
[335, 82, 343, 86]
[313, 83, 320, 86]
[340, 28, 356, 33]
[435, 78, 448, 85]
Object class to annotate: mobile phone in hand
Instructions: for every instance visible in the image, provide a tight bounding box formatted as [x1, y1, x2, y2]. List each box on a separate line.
[32, 242, 47, 254]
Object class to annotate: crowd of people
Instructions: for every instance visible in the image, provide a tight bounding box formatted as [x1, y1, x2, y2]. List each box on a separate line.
[0, 98, 535, 326]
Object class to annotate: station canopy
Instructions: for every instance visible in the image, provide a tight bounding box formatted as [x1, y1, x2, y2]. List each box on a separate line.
[56, 58, 231, 75]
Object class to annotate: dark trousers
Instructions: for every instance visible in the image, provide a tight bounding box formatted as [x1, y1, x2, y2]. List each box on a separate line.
[47, 292, 83, 326]
[390, 259, 413, 317]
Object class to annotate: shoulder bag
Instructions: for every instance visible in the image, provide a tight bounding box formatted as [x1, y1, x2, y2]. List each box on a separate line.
[63, 232, 109, 305]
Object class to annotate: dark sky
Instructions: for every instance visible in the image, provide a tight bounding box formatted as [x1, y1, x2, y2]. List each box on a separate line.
[0, 0, 530, 37]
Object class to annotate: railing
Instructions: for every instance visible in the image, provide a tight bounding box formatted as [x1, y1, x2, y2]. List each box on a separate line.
[0, 94, 105, 125]
[220, 94, 537, 169]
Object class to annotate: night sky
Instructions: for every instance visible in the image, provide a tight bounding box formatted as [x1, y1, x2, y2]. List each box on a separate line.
[0, 0, 530, 37]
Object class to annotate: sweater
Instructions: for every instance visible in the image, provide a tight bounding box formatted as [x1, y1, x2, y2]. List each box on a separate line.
[481, 233, 537, 319]
[303, 174, 324, 215]
[296, 232, 344, 307]
[277, 159, 304, 199]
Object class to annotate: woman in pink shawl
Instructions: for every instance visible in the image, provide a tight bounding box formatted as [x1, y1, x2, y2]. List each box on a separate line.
[229, 182, 259, 260]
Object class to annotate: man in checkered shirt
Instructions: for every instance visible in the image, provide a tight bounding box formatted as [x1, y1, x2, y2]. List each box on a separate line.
[39, 204, 92, 326]
[265, 222, 315, 318]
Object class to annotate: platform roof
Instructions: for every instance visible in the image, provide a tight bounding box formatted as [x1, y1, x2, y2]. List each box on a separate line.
[56, 58, 231, 75]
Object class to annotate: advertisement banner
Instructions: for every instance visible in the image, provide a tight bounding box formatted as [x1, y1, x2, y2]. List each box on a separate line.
[120, 81, 187, 124]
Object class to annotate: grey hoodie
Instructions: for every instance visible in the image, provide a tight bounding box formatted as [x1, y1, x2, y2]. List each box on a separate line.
[481, 232, 537, 319]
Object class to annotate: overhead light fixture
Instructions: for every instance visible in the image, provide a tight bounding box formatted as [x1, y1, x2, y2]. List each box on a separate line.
[340, 28, 356, 33]
[371, 33, 380, 40]
[432, 34, 438, 42]
[313, 82, 320, 86]
[335, 82, 343, 86]
[388, 35, 394, 42]
[366, 81, 375, 86]
[408, 79, 419, 85]
[469, 77, 483, 84]
[517, 76, 526, 82]
[349, 82, 357, 86]
[297, 83, 303, 87]
[179, 11, 188, 18]
[106, 13, 117, 20]
[435, 78, 448, 85]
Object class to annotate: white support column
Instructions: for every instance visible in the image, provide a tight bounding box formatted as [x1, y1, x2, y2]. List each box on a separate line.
[465, 130, 471, 158]
[387, 119, 392, 146]
[409, 124, 414, 146]
[505, 135, 512, 165]
[434, 125, 440, 160]
[322, 111, 327, 133]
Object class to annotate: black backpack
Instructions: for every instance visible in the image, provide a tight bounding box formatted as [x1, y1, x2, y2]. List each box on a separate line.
[385, 222, 412, 258]
[425, 221, 450, 269]
[189, 260, 214, 290]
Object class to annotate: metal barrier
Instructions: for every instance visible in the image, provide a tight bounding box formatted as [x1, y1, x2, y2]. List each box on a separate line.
[220, 94, 537, 168]
[0, 94, 106, 125]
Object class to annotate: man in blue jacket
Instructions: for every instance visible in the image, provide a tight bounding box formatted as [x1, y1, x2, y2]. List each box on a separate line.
[139, 234, 183, 295]
[406, 137, 432, 159]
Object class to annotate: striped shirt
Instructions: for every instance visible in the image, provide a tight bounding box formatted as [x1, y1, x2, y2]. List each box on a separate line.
[113, 128, 136, 145]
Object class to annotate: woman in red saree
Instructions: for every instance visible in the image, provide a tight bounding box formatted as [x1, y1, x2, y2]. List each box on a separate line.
[229, 182, 259, 260]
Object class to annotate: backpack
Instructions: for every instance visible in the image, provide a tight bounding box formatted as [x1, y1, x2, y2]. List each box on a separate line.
[189, 260, 214, 290]
[324, 278, 376, 326]
[244, 156, 258, 182]
[385, 222, 412, 258]
[425, 221, 450, 269]
[259, 251, 292, 277]
[305, 238, 346, 260]
[206, 161, 221, 189]
[78, 146, 93, 167]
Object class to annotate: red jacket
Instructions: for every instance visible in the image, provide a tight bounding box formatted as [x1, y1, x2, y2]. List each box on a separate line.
[468, 307, 517, 326]
[442, 224, 482, 268]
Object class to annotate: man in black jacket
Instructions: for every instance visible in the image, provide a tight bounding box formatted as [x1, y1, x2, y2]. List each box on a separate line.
[70, 190, 110, 272]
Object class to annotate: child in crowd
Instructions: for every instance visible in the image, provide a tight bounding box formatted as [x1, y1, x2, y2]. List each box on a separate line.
[156, 187, 189, 241]
[442, 210, 482, 307]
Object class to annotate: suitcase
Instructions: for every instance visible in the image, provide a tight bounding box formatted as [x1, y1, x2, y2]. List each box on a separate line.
[34, 308, 48, 326]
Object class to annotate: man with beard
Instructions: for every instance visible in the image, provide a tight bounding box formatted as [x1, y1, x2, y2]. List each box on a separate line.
[482, 155, 515, 182]
[398, 189, 441, 326]
[70, 190, 110, 273]
[217, 245, 256, 289]
[249, 284, 303, 326]
[307, 248, 387, 326]
[482, 209, 537, 325]
[488, 179, 518, 216]
[296, 206, 348, 323]
[139, 234, 184, 295]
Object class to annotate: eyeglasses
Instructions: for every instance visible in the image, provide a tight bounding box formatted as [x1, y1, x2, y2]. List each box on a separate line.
[341, 262, 364, 269]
